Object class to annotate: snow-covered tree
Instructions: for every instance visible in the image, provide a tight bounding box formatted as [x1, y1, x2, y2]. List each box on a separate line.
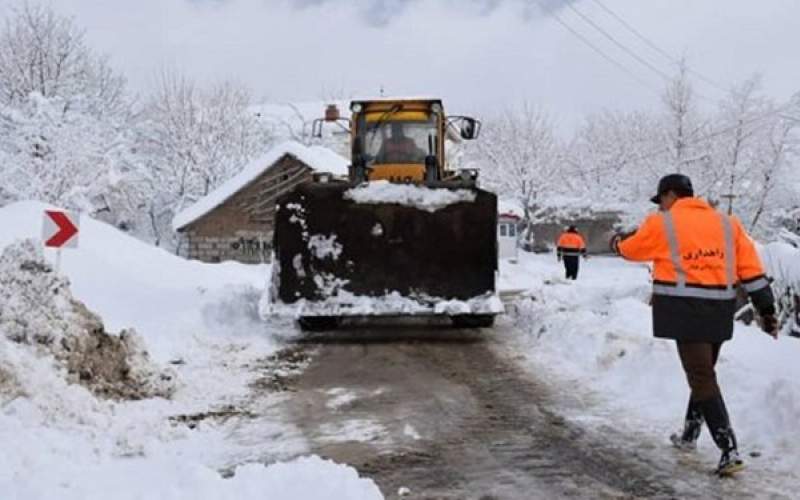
[0, 2, 126, 117]
[134, 70, 273, 247]
[0, 93, 136, 211]
[476, 104, 562, 224]
[662, 60, 708, 172]
[567, 110, 665, 206]
[0, 3, 136, 221]
[695, 76, 799, 236]
[746, 117, 800, 230]
[709, 76, 770, 212]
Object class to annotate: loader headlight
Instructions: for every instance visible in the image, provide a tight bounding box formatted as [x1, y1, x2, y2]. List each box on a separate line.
[350, 102, 363, 113]
[431, 102, 442, 114]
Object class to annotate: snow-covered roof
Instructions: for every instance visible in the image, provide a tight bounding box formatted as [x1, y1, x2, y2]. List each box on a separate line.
[497, 198, 525, 219]
[306, 145, 351, 175]
[172, 141, 350, 231]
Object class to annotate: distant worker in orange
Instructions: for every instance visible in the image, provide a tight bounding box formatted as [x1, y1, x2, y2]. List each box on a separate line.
[611, 173, 778, 477]
[379, 122, 422, 163]
[556, 225, 587, 280]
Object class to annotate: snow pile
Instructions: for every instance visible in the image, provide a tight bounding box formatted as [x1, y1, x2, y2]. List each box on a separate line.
[0, 200, 273, 361]
[6, 455, 382, 500]
[777, 228, 800, 247]
[760, 242, 800, 291]
[0, 201, 384, 499]
[503, 254, 800, 475]
[0, 239, 176, 400]
[265, 289, 503, 318]
[344, 181, 476, 212]
[760, 242, 800, 336]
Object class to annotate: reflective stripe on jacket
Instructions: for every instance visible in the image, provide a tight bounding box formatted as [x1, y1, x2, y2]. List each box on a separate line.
[557, 232, 587, 257]
[618, 197, 774, 342]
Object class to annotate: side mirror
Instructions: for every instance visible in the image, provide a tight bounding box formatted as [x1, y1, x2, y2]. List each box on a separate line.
[460, 117, 481, 140]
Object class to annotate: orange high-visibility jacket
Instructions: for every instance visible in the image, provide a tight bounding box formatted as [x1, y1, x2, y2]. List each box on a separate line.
[557, 232, 587, 257]
[618, 198, 768, 299]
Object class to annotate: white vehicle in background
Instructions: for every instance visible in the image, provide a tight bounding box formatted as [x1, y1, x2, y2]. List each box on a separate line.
[497, 212, 521, 263]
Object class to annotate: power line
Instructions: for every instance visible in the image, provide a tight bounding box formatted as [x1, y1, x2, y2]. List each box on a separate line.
[589, 0, 729, 94]
[564, 2, 671, 82]
[564, 2, 719, 105]
[531, 0, 662, 96]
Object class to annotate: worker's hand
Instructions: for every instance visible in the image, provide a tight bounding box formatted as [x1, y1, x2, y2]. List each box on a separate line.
[759, 314, 779, 339]
[609, 234, 623, 255]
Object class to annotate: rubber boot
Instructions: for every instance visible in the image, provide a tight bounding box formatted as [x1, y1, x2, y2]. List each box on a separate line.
[698, 394, 745, 476]
[670, 399, 703, 451]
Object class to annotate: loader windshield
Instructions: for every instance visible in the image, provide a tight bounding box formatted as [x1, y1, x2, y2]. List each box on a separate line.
[365, 118, 436, 165]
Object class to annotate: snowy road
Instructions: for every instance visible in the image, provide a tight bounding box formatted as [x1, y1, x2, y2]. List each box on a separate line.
[256, 319, 781, 500]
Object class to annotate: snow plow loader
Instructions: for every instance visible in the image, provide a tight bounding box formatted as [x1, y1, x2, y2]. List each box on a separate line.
[266, 98, 501, 330]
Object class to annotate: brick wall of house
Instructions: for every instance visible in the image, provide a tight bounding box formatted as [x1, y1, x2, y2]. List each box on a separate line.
[181, 154, 313, 264]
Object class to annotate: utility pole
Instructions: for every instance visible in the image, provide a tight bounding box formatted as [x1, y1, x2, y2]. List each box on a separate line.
[720, 193, 737, 215]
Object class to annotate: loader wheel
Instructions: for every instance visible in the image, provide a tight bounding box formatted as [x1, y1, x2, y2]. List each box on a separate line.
[298, 316, 340, 332]
[450, 314, 495, 329]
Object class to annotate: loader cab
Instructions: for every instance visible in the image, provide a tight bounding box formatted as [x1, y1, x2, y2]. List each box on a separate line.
[370, 121, 431, 165]
[349, 98, 480, 184]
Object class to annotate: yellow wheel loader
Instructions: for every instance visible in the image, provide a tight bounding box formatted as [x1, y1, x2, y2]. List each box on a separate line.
[266, 98, 501, 330]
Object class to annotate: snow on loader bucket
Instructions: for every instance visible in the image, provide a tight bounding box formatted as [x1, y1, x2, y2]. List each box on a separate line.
[266, 181, 502, 330]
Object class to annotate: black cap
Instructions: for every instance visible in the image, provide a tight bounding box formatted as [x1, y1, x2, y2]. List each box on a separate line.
[650, 174, 694, 204]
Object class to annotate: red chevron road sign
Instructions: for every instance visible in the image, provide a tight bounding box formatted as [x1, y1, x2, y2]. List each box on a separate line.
[43, 210, 80, 248]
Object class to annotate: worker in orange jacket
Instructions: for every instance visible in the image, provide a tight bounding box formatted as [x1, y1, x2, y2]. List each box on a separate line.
[556, 226, 587, 280]
[611, 173, 777, 477]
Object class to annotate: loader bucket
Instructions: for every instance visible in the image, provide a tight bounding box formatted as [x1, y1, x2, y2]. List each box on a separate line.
[266, 181, 500, 318]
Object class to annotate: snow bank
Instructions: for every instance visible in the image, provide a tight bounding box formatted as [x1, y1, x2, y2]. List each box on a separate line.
[4, 455, 382, 500]
[0, 239, 176, 400]
[504, 254, 800, 477]
[760, 242, 800, 290]
[0, 201, 384, 499]
[760, 242, 800, 336]
[344, 180, 476, 212]
[0, 200, 272, 361]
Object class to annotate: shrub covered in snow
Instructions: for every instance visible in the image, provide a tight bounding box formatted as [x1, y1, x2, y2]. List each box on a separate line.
[760, 242, 800, 336]
[0, 239, 177, 400]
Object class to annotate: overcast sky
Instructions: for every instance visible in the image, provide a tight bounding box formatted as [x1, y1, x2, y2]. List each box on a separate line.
[5, 0, 799, 128]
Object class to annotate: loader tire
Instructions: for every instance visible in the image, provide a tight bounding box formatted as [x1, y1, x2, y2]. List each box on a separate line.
[298, 316, 340, 332]
[450, 314, 494, 329]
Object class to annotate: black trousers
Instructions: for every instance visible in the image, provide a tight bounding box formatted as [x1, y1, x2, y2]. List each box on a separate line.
[563, 255, 580, 280]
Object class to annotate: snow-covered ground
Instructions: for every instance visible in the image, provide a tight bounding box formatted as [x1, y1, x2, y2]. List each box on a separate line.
[499, 253, 800, 483]
[4, 198, 798, 498]
[0, 201, 382, 500]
